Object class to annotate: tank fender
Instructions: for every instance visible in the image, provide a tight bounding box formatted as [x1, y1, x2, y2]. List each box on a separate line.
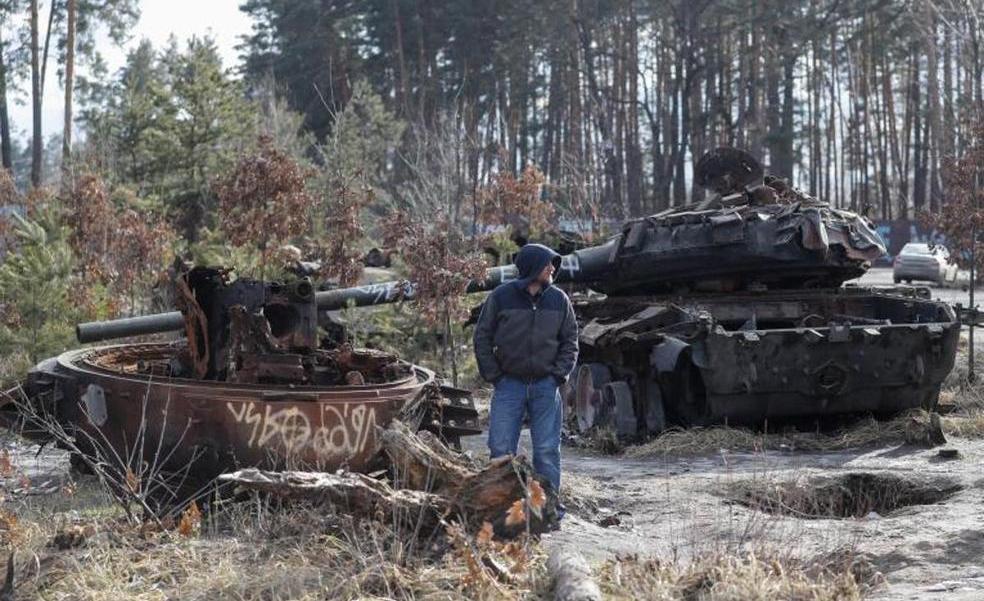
[650, 337, 691, 373]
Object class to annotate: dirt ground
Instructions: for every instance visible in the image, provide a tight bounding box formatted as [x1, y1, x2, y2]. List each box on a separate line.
[7, 334, 984, 599]
[4, 417, 984, 599]
[462, 427, 984, 600]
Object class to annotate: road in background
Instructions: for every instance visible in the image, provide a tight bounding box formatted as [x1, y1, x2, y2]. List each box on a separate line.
[851, 267, 981, 307]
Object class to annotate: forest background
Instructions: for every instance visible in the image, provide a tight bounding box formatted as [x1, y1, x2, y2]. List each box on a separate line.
[0, 0, 982, 385]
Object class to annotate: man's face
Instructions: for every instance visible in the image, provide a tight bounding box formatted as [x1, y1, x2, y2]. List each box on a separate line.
[537, 263, 555, 285]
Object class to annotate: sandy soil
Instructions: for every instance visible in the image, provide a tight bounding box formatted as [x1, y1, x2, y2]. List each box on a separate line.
[493, 434, 984, 600]
[6, 423, 984, 599]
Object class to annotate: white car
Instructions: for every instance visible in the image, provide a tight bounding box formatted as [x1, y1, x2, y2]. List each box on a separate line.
[892, 243, 957, 286]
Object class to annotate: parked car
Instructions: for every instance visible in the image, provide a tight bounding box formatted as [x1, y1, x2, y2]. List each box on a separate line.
[893, 242, 957, 285]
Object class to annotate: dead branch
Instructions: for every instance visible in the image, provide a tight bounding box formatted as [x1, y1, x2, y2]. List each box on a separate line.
[219, 468, 449, 528]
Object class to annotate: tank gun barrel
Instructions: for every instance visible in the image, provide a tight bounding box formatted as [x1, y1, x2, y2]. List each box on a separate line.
[73, 242, 615, 344]
[76, 311, 186, 344]
[313, 242, 613, 311]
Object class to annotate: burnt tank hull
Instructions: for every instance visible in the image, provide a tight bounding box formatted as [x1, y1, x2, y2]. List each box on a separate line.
[559, 148, 962, 435]
[570, 285, 959, 434]
[16, 343, 479, 500]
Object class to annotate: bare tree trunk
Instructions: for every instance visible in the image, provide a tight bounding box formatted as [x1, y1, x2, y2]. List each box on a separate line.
[30, 0, 41, 187]
[391, 0, 408, 116]
[765, 34, 782, 176]
[924, 2, 943, 213]
[62, 0, 77, 176]
[883, 53, 906, 218]
[0, 27, 12, 171]
[625, 3, 643, 216]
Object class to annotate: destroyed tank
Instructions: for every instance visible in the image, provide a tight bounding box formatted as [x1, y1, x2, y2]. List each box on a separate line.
[7, 266, 479, 505]
[318, 148, 961, 437]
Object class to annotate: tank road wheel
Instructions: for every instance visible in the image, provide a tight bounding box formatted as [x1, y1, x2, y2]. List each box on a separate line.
[573, 363, 611, 432]
[664, 359, 708, 427]
[601, 381, 638, 437]
[645, 380, 666, 434]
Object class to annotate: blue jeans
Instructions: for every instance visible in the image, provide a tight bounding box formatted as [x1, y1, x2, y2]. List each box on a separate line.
[488, 375, 562, 493]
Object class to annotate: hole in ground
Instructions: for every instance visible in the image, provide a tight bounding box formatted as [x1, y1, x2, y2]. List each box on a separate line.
[729, 472, 962, 519]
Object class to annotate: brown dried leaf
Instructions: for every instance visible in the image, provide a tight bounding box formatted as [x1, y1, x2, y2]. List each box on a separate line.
[124, 468, 140, 494]
[504, 499, 526, 527]
[0, 510, 21, 545]
[0, 450, 14, 478]
[504, 541, 529, 574]
[177, 501, 201, 537]
[215, 136, 314, 268]
[529, 479, 546, 513]
[381, 213, 488, 324]
[476, 521, 494, 546]
[474, 163, 553, 237]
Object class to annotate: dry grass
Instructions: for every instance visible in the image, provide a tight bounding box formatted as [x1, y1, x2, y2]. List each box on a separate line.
[937, 353, 984, 437]
[4, 484, 550, 601]
[625, 414, 922, 458]
[597, 548, 881, 601]
[941, 410, 984, 437]
[0, 350, 31, 390]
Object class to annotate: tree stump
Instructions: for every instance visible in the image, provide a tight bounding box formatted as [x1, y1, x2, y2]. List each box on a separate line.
[221, 420, 560, 538]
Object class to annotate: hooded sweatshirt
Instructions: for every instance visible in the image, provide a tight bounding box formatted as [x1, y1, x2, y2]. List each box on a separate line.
[472, 243, 579, 384]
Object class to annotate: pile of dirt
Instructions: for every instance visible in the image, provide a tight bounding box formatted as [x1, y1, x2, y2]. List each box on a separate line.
[728, 472, 962, 519]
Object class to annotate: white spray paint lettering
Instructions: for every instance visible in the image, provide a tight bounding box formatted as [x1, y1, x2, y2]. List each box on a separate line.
[559, 254, 580, 276]
[226, 401, 378, 458]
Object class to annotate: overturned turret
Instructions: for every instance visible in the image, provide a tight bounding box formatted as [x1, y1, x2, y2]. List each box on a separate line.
[8, 265, 480, 505]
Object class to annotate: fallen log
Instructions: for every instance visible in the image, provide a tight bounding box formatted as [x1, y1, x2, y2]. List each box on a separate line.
[380, 419, 559, 536]
[547, 549, 601, 601]
[221, 420, 560, 538]
[218, 468, 449, 528]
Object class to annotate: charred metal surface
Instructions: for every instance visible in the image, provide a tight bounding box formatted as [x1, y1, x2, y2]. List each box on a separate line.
[22, 343, 466, 498]
[22, 345, 480, 501]
[572, 287, 958, 433]
[16, 265, 480, 502]
[556, 151, 954, 436]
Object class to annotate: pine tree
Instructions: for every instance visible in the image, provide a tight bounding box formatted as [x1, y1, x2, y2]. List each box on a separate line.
[0, 212, 77, 363]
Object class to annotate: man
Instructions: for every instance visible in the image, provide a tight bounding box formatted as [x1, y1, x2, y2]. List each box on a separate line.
[473, 243, 578, 503]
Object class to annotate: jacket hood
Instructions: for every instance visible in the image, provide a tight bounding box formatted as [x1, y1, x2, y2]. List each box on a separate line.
[512, 243, 562, 290]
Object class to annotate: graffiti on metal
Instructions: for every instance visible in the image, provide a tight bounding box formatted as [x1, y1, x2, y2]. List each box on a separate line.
[226, 401, 378, 458]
